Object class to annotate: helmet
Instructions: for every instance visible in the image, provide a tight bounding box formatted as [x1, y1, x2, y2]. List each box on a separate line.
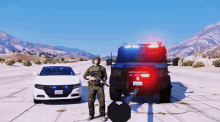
[92, 56, 101, 64]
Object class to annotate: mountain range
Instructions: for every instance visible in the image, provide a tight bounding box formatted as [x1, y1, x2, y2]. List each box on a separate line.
[1, 20, 220, 60]
[0, 30, 95, 59]
[167, 21, 220, 58]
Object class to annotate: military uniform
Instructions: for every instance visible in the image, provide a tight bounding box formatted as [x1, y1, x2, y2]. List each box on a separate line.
[83, 65, 107, 118]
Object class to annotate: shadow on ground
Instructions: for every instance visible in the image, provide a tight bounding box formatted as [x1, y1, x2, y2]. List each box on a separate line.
[109, 81, 188, 122]
[42, 86, 98, 105]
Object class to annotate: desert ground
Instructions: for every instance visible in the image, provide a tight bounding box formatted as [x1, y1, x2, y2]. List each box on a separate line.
[0, 61, 220, 122]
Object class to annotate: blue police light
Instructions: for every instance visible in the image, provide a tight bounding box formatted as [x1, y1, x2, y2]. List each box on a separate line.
[64, 85, 69, 89]
[125, 45, 131, 48]
[52, 86, 57, 89]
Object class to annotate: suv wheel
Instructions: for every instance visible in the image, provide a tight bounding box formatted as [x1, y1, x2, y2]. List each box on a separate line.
[159, 86, 171, 103]
[110, 86, 122, 100]
[159, 75, 172, 103]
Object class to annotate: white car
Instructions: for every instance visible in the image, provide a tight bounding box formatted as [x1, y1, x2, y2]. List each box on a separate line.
[33, 64, 82, 104]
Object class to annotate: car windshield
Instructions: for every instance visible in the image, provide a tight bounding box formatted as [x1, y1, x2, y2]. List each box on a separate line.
[39, 66, 75, 76]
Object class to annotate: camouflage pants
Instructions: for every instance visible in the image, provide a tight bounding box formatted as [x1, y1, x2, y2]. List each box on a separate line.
[88, 85, 105, 117]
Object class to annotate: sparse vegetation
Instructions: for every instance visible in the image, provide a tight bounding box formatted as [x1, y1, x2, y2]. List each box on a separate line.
[192, 62, 205, 68]
[17, 59, 23, 63]
[61, 58, 65, 62]
[0, 58, 5, 62]
[55, 61, 60, 63]
[34, 60, 41, 65]
[46, 58, 53, 63]
[5, 60, 15, 66]
[23, 61, 32, 66]
[42, 60, 47, 64]
[51, 61, 56, 64]
[61, 61, 66, 63]
[212, 60, 220, 67]
[79, 58, 88, 61]
[182, 60, 194, 66]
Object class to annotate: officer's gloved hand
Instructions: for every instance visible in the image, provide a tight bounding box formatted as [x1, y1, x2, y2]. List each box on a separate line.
[86, 75, 96, 81]
[100, 80, 104, 84]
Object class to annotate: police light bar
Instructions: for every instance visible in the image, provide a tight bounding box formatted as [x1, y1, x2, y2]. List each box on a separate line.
[125, 45, 131, 48]
[147, 42, 162, 48]
[132, 45, 139, 48]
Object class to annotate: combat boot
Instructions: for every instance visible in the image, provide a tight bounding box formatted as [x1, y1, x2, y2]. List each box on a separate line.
[87, 116, 94, 121]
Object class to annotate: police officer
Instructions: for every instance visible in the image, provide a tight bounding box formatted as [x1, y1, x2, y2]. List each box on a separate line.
[83, 56, 107, 121]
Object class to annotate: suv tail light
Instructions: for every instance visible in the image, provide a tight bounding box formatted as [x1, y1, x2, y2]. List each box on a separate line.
[141, 74, 150, 77]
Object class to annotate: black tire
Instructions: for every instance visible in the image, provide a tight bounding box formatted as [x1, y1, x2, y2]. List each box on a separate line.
[75, 97, 81, 102]
[34, 97, 41, 104]
[159, 86, 171, 103]
[110, 86, 122, 100]
[159, 75, 172, 103]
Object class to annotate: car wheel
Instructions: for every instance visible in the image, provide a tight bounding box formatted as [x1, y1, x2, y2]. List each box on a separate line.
[110, 86, 122, 100]
[34, 97, 41, 104]
[75, 97, 81, 102]
[159, 86, 171, 103]
[159, 75, 172, 103]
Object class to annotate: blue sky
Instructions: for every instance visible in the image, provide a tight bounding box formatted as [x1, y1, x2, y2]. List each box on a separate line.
[0, 0, 220, 56]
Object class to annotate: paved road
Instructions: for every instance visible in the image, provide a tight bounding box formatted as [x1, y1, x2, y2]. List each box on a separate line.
[0, 61, 220, 122]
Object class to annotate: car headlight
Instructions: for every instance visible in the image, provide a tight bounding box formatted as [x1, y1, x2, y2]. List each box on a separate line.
[72, 83, 81, 89]
[34, 84, 45, 90]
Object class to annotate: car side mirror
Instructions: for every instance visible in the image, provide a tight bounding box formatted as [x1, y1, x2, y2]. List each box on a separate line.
[75, 72, 81, 75]
[33, 72, 38, 75]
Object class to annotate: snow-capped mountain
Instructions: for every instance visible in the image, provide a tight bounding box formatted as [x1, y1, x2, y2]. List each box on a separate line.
[167, 21, 220, 58]
[0, 30, 95, 58]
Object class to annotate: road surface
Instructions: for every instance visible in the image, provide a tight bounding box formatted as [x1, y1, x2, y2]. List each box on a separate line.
[0, 61, 220, 122]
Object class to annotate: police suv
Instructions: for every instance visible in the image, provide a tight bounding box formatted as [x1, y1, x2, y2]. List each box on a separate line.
[109, 42, 172, 103]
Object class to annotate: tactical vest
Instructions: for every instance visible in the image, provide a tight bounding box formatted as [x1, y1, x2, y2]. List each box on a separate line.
[89, 65, 102, 77]
[88, 65, 102, 88]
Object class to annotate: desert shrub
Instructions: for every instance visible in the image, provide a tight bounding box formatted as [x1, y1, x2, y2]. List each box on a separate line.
[212, 60, 220, 67]
[46, 58, 53, 63]
[182, 60, 194, 66]
[51, 61, 56, 64]
[34, 60, 41, 65]
[79, 58, 88, 61]
[42, 60, 47, 64]
[61, 58, 65, 61]
[56, 61, 60, 63]
[23, 61, 32, 66]
[61, 61, 66, 63]
[56, 59, 59, 61]
[193, 62, 205, 68]
[17, 59, 23, 63]
[5, 60, 15, 66]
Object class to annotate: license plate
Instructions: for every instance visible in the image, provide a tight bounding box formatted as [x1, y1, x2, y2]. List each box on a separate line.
[55, 90, 63, 95]
[133, 81, 142, 86]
